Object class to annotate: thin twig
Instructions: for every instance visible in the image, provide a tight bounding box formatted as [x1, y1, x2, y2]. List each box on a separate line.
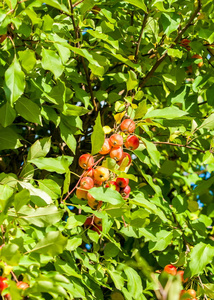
[153, 141, 206, 153]
[135, 13, 149, 60]
[121, 215, 127, 227]
[73, 0, 84, 7]
[139, 0, 202, 88]
[198, 275, 208, 300]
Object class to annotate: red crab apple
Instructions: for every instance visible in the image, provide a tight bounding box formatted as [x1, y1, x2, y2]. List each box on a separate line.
[80, 177, 94, 190]
[118, 152, 132, 166]
[116, 177, 129, 188]
[79, 154, 94, 169]
[110, 146, 123, 161]
[120, 185, 131, 198]
[99, 139, 111, 155]
[92, 225, 102, 234]
[177, 270, 188, 283]
[0, 276, 8, 292]
[120, 119, 135, 133]
[164, 264, 177, 275]
[109, 134, 123, 147]
[17, 281, 29, 290]
[94, 166, 109, 182]
[125, 135, 139, 150]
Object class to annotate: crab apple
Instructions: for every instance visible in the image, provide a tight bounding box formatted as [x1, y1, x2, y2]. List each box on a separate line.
[87, 197, 102, 210]
[94, 166, 109, 182]
[110, 146, 123, 161]
[120, 119, 135, 133]
[125, 135, 139, 150]
[118, 152, 132, 166]
[84, 216, 93, 227]
[116, 177, 129, 188]
[92, 225, 102, 234]
[177, 270, 188, 283]
[106, 181, 120, 192]
[17, 281, 29, 290]
[120, 185, 131, 198]
[80, 177, 94, 190]
[94, 179, 103, 186]
[94, 216, 102, 226]
[164, 264, 177, 275]
[192, 54, 203, 67]
[0, 277, 8, 292]
[186, 290, 196, 298]
[84, 167, 94, 178]
[76, 187, 88, 200]
[79, 154, 94, 169]
[99, 139, 111, 155]
[109, 134, 123, 147]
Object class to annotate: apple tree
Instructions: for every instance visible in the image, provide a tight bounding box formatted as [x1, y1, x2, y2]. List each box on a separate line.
[0, 0, 214, 299]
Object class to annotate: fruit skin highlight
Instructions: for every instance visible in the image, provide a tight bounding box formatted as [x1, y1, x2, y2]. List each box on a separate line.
[0, 276, 8, 292]
[80, 177, 94, 190]
[120, 119, 135, 133]
[79, 154, 94, 169]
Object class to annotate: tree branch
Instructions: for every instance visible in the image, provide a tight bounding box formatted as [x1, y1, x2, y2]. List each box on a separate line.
[73, 0, 84, 7]
[153, 141, 206, 153]
[135, 12, 149, 60]
[139, 0, 202, 88]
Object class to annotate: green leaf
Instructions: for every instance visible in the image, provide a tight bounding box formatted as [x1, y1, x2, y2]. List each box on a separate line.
[0, 184, 14, 211]
[188, 243, 214, 276]
[14, 189, 30, 212]
[18, 49, 36, 72]
[140, 137, 160, 167]
[104, 243, 120, 258]
[63, 104, 89, 116]
[0, 103, 16, 127]
[27, 137, 51, 160]
[38, 179, 61, 200]
[124, 267, 143, 299]
[91, 112, 105, 155]
[30, 231, 67, 256]
[18, 205, 63, 227]
[60, 121, 77, 154]
[4, 56, 25, 105]
[127, 70, 138, 91]
[144, 107, 188, 119]
[88, 30, 119, 50]
[41, 49, 64, 79]
[0, 244, 21, 265]
[89, 187, 125, 205]
[38, 0, 70, 14]
[0, 127, 22, 151]
[29, 156, 73, 174]
[124, 0, 147, 13]
[134, 100, 147, 119]
[19, 182, 53, 206]
[149, 230, 173, 252]
[108, 269, 124, 290]
[193, 176, 214, 195]
[15, 97, 42, 125]
[80, 0, 95, 14]
[168, 48, 183, 58]
[198, 113, 214, 130]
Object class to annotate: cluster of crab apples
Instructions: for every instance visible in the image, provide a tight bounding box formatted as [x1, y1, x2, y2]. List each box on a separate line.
[75, 118, 139, 233]
[0, 275, 29, 298]
[164, 265, 196, 299]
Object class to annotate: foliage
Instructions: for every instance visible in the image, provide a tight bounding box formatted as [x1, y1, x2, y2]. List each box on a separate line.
[0, 0, 214, 299]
